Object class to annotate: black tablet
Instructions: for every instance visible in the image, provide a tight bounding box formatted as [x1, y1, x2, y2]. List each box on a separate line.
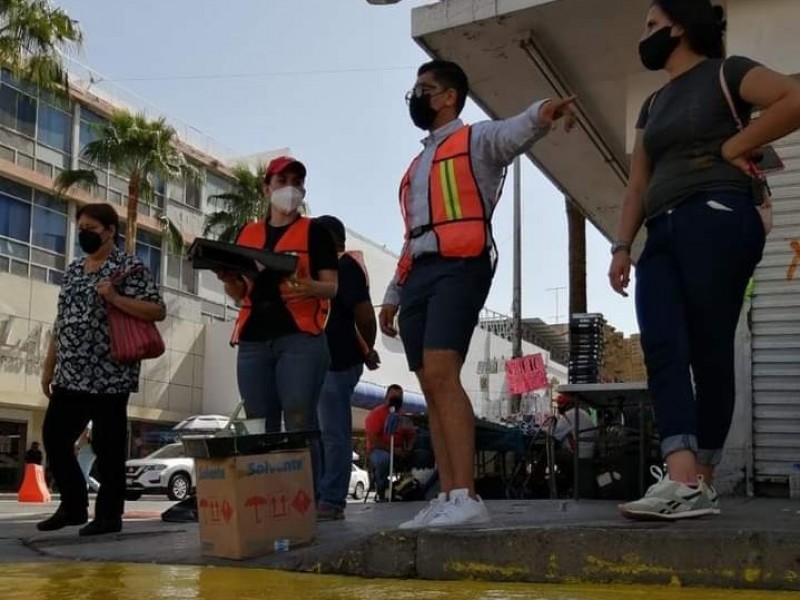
[188, 238, 298, 275]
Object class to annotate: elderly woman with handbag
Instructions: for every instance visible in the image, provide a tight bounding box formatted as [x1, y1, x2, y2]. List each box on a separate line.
[38, 203, 165, 536]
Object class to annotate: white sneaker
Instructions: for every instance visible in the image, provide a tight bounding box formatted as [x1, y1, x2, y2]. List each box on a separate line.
[427, 489, 490, 528]
[398, 493, 448, 530]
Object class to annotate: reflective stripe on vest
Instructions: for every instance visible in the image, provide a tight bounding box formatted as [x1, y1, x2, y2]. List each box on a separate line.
[230, 217, 329, 344]
[395, 125, 488, 284]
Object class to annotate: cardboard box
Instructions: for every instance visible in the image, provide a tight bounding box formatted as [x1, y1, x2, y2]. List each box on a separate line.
[195, 449, 316, 560]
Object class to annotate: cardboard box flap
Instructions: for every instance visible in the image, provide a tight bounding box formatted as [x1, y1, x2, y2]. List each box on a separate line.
[182, 430, 319, 459]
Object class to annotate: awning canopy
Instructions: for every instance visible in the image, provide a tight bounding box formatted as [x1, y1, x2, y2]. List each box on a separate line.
[351, 381, 426, 414]
[411, 0, 663, 249]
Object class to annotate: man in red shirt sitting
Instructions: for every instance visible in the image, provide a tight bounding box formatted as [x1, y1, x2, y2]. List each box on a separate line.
[365, 385, 416, 501]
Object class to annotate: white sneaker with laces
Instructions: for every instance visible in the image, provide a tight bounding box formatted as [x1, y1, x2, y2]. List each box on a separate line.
[427, 488, 490, 528]
[619, 466, 716, 521]
[398, 493, 448, 530]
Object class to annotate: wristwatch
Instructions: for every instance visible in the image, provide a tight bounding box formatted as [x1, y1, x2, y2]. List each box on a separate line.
[610, 241, 631, 255]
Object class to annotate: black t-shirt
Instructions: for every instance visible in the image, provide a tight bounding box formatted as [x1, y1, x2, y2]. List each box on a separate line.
[636, 56, 761, 218]
[326, 253, 372, 371]
[239, 220, 338, 341]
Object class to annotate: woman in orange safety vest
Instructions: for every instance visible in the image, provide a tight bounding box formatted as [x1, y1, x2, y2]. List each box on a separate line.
[216, 156, 338, 488]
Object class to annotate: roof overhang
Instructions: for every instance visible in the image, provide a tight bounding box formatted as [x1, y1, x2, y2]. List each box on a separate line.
[411, 0, 663, 242]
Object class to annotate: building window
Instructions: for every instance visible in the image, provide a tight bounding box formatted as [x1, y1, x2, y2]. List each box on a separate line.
[0, 83, 36, 138]
[32, 206, 67, 254]
[0, 72, 73, 178]
[79, 107, 106, 154]
[153, 175, 166, 207]
[37, 101, 72, 153]
[0, 176, 67, 284]
[185, 176, 202, 210]
[0, 193, 30, 243]
[133, 228, 162, 283]
[205, 172, 232, 214]
[166, 251, 197, 294]
[169, 163, 203, 210]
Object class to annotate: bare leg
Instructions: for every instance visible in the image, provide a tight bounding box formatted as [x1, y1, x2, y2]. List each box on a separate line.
[696, 463, 714, 484]
[417, 366, 455, 494]
[419, 349, 475, 497]
[666, 450, 698, 485]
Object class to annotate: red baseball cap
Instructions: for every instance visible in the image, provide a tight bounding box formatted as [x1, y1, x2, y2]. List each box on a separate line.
[265, 156, 307, 181]
[555, 394, 573, 406]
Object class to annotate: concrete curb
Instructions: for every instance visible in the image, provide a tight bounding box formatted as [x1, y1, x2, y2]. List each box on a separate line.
[17, 499, 800, 592]
[304, 526, 800, 592]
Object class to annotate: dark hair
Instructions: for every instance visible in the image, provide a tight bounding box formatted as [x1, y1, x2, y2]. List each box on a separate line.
[418, 60, 469, 115]
[652, 0, 727, 58]
[386, 384, 403, 396]
[316, 215, 346, 249]
[76, 202, 120, 242]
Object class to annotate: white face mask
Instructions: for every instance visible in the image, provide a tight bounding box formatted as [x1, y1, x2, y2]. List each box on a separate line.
[270, 186, 306, 215]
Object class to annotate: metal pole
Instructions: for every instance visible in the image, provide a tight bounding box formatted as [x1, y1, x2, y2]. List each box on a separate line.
[388, 407, 395, 502]
[511, 156, 523, 414]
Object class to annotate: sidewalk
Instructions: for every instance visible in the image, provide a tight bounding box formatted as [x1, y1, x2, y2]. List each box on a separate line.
[2, 497, 799, 592]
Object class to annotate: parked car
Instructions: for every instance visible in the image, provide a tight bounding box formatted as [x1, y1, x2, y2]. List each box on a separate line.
[349, 463, 369, 500]
[125, 443, 194, 501]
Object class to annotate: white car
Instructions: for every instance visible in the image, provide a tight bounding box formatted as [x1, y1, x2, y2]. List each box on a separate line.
[125, 443, 195, 501]
[349, 463, 370, 500]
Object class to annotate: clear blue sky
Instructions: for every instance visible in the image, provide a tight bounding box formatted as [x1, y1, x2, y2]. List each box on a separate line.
[58, 0, 639, 334]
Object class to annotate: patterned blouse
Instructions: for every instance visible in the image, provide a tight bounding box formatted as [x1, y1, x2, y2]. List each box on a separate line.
[52, 248, 164, 394]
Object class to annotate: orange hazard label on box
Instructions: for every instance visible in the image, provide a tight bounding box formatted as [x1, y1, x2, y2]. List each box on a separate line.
[292, 490, 312, 515]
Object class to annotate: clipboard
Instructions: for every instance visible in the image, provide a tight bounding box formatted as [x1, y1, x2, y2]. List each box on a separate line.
[188, 237, 298, 276]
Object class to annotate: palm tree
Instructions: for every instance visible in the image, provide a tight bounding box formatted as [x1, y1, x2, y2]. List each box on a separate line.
[54, 110, 195, 255]
[566, 196, 587, 316]
[203, 163, 268, 243]
[0, 0, 83, 90]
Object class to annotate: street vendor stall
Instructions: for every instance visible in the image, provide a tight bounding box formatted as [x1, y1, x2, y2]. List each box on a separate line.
[557, 382, 657, 500]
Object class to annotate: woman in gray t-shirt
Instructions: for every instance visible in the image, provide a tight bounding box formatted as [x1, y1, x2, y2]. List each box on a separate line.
[608, 0, 800, 521]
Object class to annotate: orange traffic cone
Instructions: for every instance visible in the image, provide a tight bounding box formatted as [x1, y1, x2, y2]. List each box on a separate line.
[18, 464, 51, 503]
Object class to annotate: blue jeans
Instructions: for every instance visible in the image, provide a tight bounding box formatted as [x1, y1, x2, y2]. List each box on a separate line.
[369, 449, 391, 497]
[317, 364, 363, 509]
[636, 192, 765, 466]
[77, 444, 100, 492]
[236, 333, 330, 491]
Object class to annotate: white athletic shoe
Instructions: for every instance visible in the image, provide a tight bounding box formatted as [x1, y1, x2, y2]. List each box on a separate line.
[619, 466, 716, 521]
[398, 493, 448, 530]
[427, 488, 490, 528]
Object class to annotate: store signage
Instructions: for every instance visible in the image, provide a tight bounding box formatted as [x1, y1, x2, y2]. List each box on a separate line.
[505, 353, 548, 394]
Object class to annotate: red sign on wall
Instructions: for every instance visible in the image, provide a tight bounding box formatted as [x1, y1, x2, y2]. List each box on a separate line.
[505, 354, 548, 394]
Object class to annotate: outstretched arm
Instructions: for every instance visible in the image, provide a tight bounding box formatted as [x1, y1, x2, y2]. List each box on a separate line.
[473, 97, 577, 167]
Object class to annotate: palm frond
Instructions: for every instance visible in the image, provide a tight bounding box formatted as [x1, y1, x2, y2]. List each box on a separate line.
[53, 169, 98, 196]
[0, 0, 82, 92]
[202, 211, 236, 237]
[217, 225, 241, 244]
[202, 162, 268, 238]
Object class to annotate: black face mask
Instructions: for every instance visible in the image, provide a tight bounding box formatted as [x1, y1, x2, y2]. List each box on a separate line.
[78, 230, 105, 255]
[388, 397, 403, 411]
[408, 93, 439, 131]
[639, 26, 681, 71]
